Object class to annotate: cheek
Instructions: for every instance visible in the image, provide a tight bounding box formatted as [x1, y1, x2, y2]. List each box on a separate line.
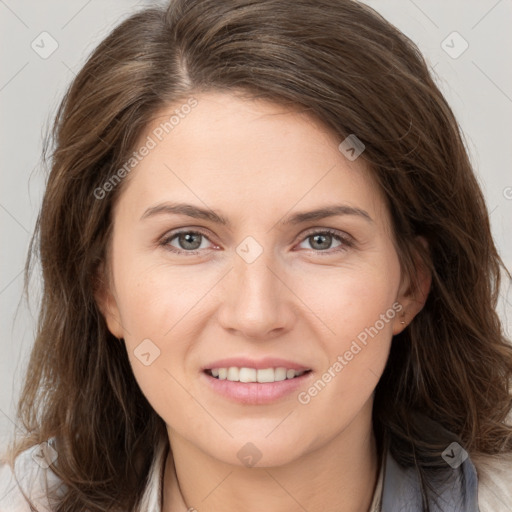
[112, 248, 201, 337]
[115, 266, 196, 426]
[293, 255, 400, 396]
[111, 256, 224, 415]
[295, 256, 400, 342]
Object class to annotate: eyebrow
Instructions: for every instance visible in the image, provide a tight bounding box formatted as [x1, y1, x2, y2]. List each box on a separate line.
[140, 202, 373, 226]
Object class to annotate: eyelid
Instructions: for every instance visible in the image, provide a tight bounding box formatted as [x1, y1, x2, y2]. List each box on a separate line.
[299, 226, 353, 243]
[159, 227, 216, 254]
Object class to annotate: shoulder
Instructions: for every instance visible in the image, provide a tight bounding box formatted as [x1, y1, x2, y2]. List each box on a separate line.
[472, 451, 512, 512]
[0, 435, 168, 512]
[0, 441, 65, 512]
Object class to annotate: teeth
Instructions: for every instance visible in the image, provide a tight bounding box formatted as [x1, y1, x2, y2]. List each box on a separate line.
[208, 366, 308, 382]
[239, 367, 257, 382]
[274, 367, 287, 381]
[227, 367, 239, 381]
[257, 368, 275, 383]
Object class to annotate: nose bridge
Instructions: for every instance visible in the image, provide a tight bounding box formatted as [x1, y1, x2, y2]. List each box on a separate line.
[218, 234, 293, 337]
[234, 236, 282, 307]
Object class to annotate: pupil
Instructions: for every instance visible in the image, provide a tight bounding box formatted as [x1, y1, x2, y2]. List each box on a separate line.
[180, 233, 201, 250]
[312, 233, 331, 250]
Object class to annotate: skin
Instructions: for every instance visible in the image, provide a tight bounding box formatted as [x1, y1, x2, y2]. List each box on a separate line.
[97, 91, 431, 512]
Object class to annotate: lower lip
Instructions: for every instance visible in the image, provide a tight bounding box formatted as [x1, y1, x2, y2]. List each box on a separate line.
[201, 371, 313, 405]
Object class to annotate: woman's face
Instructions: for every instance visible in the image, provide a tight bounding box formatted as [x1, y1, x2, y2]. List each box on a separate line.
[100, 92, 424, 466]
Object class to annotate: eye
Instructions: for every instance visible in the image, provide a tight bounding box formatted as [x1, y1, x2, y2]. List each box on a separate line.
[160, 230, 214, 254]
[296, 229, 353, 254]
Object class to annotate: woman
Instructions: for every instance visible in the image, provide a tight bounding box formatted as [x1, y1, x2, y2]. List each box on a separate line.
[1, 0, 511, 511]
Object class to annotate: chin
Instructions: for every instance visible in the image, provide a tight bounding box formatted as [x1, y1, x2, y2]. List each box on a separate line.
[203, 432, 311, 468]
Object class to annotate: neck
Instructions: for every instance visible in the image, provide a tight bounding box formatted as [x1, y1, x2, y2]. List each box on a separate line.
[162, 404, 380, 512]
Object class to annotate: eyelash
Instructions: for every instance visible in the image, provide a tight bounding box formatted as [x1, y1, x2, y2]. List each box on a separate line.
[158, 228, 354, 256]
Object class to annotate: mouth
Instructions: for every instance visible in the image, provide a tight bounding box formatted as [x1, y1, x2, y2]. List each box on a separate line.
[201, 358, 314, 404]
[204, 367, 313, 383]
[202, 366, 314, 404]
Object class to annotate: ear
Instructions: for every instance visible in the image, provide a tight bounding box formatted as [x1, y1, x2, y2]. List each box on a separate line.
[392, 236, 432, 335]
[93, 261, 124, 339]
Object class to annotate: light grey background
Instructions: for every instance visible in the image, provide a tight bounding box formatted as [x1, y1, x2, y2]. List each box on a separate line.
[1, 0, 511, 447]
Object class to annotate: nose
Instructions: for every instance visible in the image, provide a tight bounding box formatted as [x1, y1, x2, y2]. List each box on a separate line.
[216, 247, 296, 340]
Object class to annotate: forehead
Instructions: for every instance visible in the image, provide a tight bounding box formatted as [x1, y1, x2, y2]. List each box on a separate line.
[116, 91, 388, 228]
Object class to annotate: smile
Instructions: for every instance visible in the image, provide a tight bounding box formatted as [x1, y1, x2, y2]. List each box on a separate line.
[202, 367, 314, 405]
[205, 367, 312, 383]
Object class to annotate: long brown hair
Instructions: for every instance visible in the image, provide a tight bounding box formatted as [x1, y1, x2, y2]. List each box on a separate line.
[7, 0, 512, 510]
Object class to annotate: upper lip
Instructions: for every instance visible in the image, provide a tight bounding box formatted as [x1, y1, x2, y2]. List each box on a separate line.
[202, 357, 311, 371]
